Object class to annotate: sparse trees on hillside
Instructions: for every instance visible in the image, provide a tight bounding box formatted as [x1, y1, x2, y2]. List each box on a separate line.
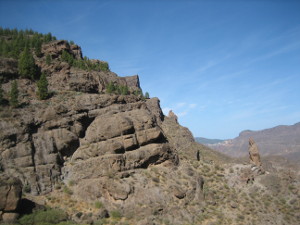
[18, 47, 38, 79]
[106, 82, 130, 95]
[37, 73, 48, 100]
[61, 50, 110, 72]
[0, 27, 56, 59]
[10, 80, 19, 107]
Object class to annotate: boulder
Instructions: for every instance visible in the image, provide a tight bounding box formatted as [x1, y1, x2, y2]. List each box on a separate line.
[0, 175, 22, 223]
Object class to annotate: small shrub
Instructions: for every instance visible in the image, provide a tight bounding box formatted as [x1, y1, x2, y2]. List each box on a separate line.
[94, 219, 108, 225]
[19, 208, 68, 225]
[23, 184, 31, 193]
[95, 201, 103, 209]
[68, 180, 75, 186]
[63, 186, 73, 195]
[110, 210, 122, 220]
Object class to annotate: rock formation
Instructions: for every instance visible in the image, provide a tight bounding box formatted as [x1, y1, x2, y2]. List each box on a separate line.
[0, 39, 206, 224]
[168, 110, 178, 123]
[248, 137, 262, 167]
[0, 175, 22, 223]
[1, 31, 300, 225]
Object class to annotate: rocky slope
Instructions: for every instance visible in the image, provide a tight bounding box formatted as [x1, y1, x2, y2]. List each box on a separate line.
[205, 122, 300, 161]
[1, 31, 300, 225]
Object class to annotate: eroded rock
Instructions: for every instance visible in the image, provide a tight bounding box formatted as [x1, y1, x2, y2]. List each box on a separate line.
[249, 138, 262, 167]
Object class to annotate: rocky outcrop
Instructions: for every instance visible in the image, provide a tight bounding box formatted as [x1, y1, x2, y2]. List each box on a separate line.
[36, 41, 141, 94]
[168, 110, 178, 123]
[42, 40, 82, 60]
[0, 38, 206, 224]
[0, 175, 22, 223]
[0, 90, 206, 224]
[249, 138, 262, 167]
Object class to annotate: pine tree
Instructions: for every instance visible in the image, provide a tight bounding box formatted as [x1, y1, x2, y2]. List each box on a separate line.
[145, 92, 150, 99]
[37, 73, 48, 100]
[46, 54, 52, 65]
[106, 81, 115, 94]
[10, 80, 19, 108]
[121, 86, 129, 95]
[0, 81, 4, 104]
[18, 47, 38, 79]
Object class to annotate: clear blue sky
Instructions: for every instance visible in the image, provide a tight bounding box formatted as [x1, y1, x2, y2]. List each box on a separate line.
[1, 0, 300, 139]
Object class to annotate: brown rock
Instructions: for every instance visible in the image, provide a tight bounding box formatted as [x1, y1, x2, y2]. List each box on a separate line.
[2, 212, 19, 223]
[168, 110, 178, 123]
[0, 175, 22, 213]
[249, 138, 262, 167]
[172, 186, 186, 199]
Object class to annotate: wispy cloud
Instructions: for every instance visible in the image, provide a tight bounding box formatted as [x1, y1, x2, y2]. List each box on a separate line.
[195, 54, 231, 74]
[189, 103, 197, 109]
[246, 41, 300, 65]
[176, 102, 186, 108]
[163, 102, 198, 118]
[177, 111, 188, 117]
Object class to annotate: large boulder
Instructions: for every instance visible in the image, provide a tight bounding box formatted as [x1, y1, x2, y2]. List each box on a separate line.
[0, 175, 22, 223]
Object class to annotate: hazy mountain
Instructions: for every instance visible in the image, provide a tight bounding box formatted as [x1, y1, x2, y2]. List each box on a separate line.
[195, 137, 224, 145]
[207, 122, 300, 161]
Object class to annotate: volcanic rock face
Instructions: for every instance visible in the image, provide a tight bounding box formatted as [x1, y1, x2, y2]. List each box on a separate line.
[0, 38, 240, 224]
[0, 93, 171, 193]
[0, 87, 205, 223]
[248, 138, 262, 167]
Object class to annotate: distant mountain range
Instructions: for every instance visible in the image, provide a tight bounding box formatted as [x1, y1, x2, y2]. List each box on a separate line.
[195, 137, 224, 145]
[196, 122, 300, 161]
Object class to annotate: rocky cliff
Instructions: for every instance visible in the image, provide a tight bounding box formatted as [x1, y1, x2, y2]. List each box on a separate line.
[1, 31, 300, 225]
[0, 37, 207, 224]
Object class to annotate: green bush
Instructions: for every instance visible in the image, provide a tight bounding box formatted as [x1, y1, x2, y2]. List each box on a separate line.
[95, 201, 103, 209]
[63, 186, 73, 195]
[23, 184, 31, 193]
[110, 210, 122, 220]
[19, 209, 68, 225]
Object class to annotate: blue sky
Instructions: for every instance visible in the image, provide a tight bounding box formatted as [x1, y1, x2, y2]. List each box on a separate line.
[1, 0, 300, 139]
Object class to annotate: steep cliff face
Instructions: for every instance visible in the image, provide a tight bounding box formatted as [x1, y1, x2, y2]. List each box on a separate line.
[0, 39, 207, 224]
[1, 35, 300, 225]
